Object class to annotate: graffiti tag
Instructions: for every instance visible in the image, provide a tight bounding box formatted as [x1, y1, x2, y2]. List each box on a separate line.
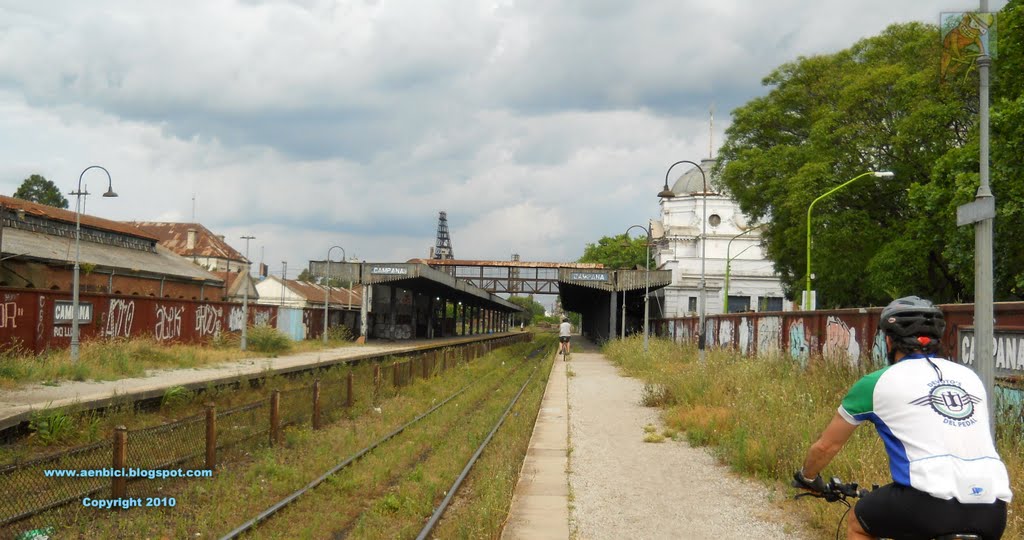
[105, 299, 135, 338]
[823, 316, 861, 367]
[154, 305, 184, 341]
[195, 305, 223, 337]
[0, 301, 22, 328]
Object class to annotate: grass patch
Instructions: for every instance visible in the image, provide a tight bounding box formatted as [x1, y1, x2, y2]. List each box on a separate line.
[245, 325, 292, 355]
[643, 432, 666, 443]
[603, 335, 1024, 539]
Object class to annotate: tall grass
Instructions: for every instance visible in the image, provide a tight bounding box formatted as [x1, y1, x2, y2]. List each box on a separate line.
[604, 335, 1024, 538]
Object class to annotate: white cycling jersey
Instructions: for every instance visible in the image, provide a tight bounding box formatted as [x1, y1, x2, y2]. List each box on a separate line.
[838, 354, 1012, 504]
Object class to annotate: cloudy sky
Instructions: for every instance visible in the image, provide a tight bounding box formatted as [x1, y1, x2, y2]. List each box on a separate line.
[0, 0, 1005, 282]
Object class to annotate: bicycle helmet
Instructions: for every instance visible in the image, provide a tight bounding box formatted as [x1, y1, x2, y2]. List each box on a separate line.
[879, 296, 945, 361]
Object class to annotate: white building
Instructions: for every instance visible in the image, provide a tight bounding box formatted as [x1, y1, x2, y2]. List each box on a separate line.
[653, 158, 789, 318]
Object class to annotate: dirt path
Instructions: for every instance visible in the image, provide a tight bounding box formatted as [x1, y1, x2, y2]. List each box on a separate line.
[567, 346, 809, 539]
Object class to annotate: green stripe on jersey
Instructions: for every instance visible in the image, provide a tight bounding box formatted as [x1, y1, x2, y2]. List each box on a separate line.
[840, 366, 891, 417]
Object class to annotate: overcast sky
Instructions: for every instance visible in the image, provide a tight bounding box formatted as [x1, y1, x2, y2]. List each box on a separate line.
[0, 0, 1005, 285]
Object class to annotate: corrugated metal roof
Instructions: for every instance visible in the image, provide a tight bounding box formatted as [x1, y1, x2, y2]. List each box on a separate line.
[558, 268, 615, 291]
[131, 222, 246, 262]
[409, 258, 605, 269]
[0, 195, 157, 241]
[615, 269, 672, 291]
[3, 227, 223, 282]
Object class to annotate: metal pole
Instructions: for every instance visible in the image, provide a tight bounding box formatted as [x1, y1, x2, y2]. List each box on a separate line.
[643, 229, 650, 353]
[621, 289, 626, 339]
[323, 246, 345, 343]
[975, 1, 995, 436]
[70, 165, 115, 362]
[240, 235, 254, 351]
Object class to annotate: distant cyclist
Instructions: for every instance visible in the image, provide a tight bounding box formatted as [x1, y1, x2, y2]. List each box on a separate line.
[794, 296, 1011, 539]
[558, 316, 572, 358]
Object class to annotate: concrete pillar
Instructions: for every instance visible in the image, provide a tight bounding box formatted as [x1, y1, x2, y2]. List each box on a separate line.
[610, 290, 618, 341]
[427, 295, 435, 339]
[461, 303, 467, 335]
[388, 286, 398, 339]
[359, 284, 370, 341]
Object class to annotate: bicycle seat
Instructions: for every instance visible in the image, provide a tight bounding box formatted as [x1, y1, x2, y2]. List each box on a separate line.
[933, 534, 981, 540]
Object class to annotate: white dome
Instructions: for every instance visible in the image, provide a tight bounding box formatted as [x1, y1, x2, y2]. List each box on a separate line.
[670, 158, 720, 195]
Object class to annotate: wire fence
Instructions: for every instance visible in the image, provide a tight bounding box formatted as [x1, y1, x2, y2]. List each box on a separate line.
[0, 334, 530, 537]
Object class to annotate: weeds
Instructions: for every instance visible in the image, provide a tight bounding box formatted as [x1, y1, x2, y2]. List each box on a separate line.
[160, 386, 192, 409]
[639, 383, 677, 407]
[246, 326, 292, 355]
[28, 408, 73, 445]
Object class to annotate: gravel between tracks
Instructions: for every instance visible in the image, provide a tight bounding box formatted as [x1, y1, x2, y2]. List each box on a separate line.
[567, 348, 811, 540]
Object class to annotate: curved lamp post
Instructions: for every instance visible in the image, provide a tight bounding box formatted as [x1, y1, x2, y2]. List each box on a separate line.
[323, 245, 345, 343]
[664, 160, 707, 362]
[240, 235, 255, 351]
[70, 165, 117, 362]
[805, 171, 893, 310]
[625, 224, 653, 353]
[723, 224, 766, 313]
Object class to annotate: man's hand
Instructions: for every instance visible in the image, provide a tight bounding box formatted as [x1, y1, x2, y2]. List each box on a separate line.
[792, 470, 827, 493]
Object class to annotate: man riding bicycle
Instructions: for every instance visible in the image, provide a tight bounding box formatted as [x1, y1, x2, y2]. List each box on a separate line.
[794, 296, 1011, 539]
[558, 316, 572, 358]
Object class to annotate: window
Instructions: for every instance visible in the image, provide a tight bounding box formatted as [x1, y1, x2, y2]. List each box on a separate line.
[687, 297, 697, 313]
[759, 297, 784, 312]
[727, 295, 750, 313]
[708, 214, 721, 227]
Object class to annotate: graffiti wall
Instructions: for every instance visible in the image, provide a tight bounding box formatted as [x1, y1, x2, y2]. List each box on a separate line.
[0, 288, 280, 354]
[656, 302, 1024, 379]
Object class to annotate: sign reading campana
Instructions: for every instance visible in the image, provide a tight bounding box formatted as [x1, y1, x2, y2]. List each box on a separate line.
[370, 266, 409, 275]
[957, 327, 1024, 376]
[54, 300, 93, 324]
[569, 272, 608, 281]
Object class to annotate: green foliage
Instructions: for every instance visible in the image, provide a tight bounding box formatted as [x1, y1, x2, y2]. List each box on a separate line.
[578, 233, 652, 270]
[716, 18, 1024, 306]
[28, 408, 73, 445]
[160, 385, 192, 409]
[507, 295, 545, 325]
[246, 325, 292, 354]
[326, 324, 354, 342]
[13, 174, 69, 208]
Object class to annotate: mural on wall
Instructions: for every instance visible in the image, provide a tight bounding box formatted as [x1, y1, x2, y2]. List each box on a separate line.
[789, 319, 809, 365]
[823, 316, 861, 368]
[757, 317, 782, 354]
[154, 305, 184, 341]
[104, 299, 135, 338]
[870, 330, 887, 368]
[195, 305, 223, 338]
[738, 317, 753, 355]
[718, 319, 734, 350]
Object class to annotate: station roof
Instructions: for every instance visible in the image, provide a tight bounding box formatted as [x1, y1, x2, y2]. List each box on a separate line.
[308, 261, 523, 312]
[408, 258, 605, 269]
[557, 268, 673, 314]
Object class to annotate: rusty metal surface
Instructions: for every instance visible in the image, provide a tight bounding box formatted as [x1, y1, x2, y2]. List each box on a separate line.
[558, 268, 614, 291]
[131, 222, 247, 262]
[655, 302, 1024, 379]
[615, 269, 672, 291]
[408, 258, 604, 269]
[0, 195, 156, 241]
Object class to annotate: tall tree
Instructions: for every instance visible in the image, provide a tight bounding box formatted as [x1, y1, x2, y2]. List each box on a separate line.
[13, 174, 69, 209]
[578, 233, 652, 269]
[717, 22, 987, 307]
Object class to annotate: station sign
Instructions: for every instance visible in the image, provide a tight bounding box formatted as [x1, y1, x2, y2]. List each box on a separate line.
[569, 272, 609, 281]
[54, 300, 93, 324]
[957, 327, 1024, 376]
[370, 266, 409, 276]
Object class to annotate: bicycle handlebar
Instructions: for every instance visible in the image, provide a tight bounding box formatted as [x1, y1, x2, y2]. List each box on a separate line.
[792, 476, 870, 502]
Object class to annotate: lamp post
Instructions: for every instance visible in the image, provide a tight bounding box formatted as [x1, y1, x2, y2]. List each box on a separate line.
[70, 166, 117, 362]
[805, 171, 893, 310]
[723, 224, 766, 313]
[323, 245, 345, 343]
[664, 160, 707, 362]
[626, 224, 652, 353]
[240, 235, 255, 351]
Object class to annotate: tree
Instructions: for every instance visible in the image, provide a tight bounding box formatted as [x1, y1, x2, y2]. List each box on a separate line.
[296, 268, 318, 283]
[716, 21, 997, 307]
[578, 233, 653, 269]
[507, 295, 545, 325]
[13, 174, 68, 208]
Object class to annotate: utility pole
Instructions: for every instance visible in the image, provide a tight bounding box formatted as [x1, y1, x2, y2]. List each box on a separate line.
[240, 236, 255, 351]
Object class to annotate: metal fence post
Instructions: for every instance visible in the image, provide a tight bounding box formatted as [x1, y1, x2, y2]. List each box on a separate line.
[422, 355, 429, 378]
[270, 390, 281, 447]
[112, 426, 127, 500]
[373, 365, 381, 387]
[312, 380, 322, 430]
[393, 363, 400, 387]
[346, 372, 354, 408]
[205, 403, 217, 469]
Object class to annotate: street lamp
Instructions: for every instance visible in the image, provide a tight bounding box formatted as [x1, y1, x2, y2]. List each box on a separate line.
[723, 224, 766, 313]
[323, 245, 345, 343]
[70, 166, 116, 362]
[664, 160, 707, 362]
[805, 171, 893, 310]
[240, 235, 255, 351]
[626, 224, 652, 353]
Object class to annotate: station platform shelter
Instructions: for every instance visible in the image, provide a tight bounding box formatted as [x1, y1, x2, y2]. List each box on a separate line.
[310, 261, 524, 342]
[558, 268, 672, 342]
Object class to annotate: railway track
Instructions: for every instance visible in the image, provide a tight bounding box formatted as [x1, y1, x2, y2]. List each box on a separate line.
[219, 342, 550, 539]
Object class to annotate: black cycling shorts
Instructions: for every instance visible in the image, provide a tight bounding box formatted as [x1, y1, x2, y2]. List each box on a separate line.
[559, 336, 570, 343]
[856, 483, 1007, 540]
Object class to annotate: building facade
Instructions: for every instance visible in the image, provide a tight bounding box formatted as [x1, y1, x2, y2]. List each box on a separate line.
[653, 158, 789, 318]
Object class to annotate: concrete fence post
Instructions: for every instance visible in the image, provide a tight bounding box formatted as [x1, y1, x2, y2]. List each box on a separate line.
[312, 380, 322, 430]
[205, 403, 217, 469]
[270, 390, 281, 447]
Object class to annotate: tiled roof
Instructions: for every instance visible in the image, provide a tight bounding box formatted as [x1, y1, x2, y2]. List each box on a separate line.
[0, 195, 156, 241]
[286, 279, 361, 306]
[131, 222, 246, 262]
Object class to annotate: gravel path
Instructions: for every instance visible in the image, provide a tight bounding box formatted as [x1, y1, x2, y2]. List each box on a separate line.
[567, 347, 810, 540]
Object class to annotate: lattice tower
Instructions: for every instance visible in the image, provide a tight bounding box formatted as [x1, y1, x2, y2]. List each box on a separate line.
[433, 211, 454, 260]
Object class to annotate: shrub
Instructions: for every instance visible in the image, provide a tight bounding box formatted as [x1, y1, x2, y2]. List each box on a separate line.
[246, 325, 292, 355]
[29, 408, 73, 445]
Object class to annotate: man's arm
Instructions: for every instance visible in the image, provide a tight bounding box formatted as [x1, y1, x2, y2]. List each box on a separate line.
[800, 413, 859, 479]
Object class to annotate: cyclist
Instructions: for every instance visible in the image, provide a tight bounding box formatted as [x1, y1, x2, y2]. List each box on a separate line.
[794, 296, 1011, 539]
[558, 316, 572, 358]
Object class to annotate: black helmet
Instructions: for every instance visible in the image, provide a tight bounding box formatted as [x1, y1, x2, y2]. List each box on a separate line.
[879, 296, 945, 339]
